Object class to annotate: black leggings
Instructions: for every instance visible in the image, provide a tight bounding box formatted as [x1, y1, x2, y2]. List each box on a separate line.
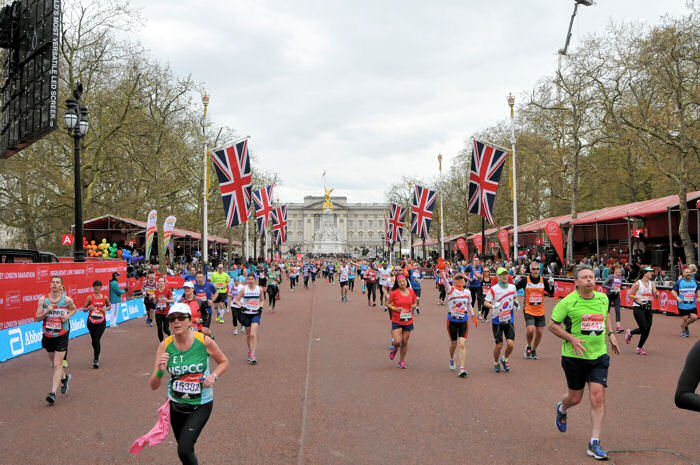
[366, 282, 377, 302]
[155, 313, 170, 342]
[170, 401, 213, 465]
[470, 287, 483, 315]
[231, 306, 241, 328]
[349, 278, 355, 291]
[608, 293, 621, 322]
[631, 304, 653, 348]
[303, 276, 309, 288]
[439, 284, 446, 302]
[268, 285, 278, 308]
[290, 276, 297, 290]
[86, 320, 106, 361]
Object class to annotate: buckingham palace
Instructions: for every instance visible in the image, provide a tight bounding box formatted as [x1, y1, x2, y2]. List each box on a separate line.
[280, 196, 409, 256]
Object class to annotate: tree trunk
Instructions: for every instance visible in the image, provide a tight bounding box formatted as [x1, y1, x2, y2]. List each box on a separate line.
[678, 173, 696, 266]
[566, 149, 580, 262]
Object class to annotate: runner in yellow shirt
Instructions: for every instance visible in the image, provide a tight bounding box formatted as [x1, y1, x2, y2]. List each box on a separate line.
[210, 264, 230, 324]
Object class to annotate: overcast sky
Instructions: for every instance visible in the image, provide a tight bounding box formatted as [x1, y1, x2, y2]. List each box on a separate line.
[129, 0, 690, 204]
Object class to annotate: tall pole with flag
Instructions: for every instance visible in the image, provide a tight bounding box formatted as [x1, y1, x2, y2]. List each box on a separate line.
[201, 93, 210, 269]
[438, 153, 444, 259]
[508, 93, 518, 261]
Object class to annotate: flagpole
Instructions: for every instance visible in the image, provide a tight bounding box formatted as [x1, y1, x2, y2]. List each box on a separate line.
[438, 153, 444, 260]
[245, 220, 249, 263]
[201, 93, 210, 271]
[481, 217, 486, 258]
[508, 93, 519, 262]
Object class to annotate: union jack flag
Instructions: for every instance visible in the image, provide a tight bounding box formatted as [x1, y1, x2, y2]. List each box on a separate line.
[271, 205, 288, 245]
[410, 184, 437, 240]
[252, 185, 274, 237]
[467, 139, 509, 225]
[211, 139, 252, 227]
[388, 203, 406, 243]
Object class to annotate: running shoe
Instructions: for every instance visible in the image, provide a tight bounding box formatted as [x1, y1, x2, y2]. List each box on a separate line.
[449, 358, 456, 370]
[146, 318, 152, 326]
[684, 328, 690, 337]
[233, 328, 238, 335]
[112, 322, 119, 328]
[247, 350, 252, 361]
[60, 373, 71, 394]
[587, 440, 608, 460]
[368, 301, 371, 306]
[524, 346, 532, 359]
[615, 326, 624, 334]
[219, 318, 225, 324]
[458, 368, 468, 378]
[635, 347, 647, 355]
[555, 401, 567, 432]
[250, 354, 257, 365]
[415, 308, 420, 314]
[148, 320, 153, 327]
[389, 346, 398, 360]
[398, 361, 406, 369]
[681, 331, 688, 338]
[46, 392, 56, 405]
[372, 302, 377, 307]
[62, 359, 69, 368]
[625, 329, 631, 344]
[493, 363, 501, 373]
[500, 356, 510, 373]
[93, 360, 99, 369]
[531, 349, 538, 360]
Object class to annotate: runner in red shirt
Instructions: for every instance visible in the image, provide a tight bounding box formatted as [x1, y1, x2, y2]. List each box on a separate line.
[386, 274, 418, 369]
[153, 276, 174, 342]
[84, 280, 108, 368]
[365, 265, 378, 307]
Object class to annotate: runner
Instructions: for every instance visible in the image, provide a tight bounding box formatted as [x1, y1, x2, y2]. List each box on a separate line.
[234, 274, 264, 364]
[378, 263, 392, 308]
[484, 268, 517, 373]
[289, 263, 299, 292]
[35, 276, 77, 404]
[339, 260, 350, 302]
[154, 276, 174, 342]
[671, 267, 699, 337]
[440, 269, 477, 377]
[437, 265, 449, 305]
[302, 263, 310, 289]
[548, 264, 620, 461]
[480, 268, 494, 320]
[364, 264, 378, 307]
[515, 263, 555, 359]
[183, 266, 198, 283]
[108, 272, 125, 328]
[310, 262, 318, 286]
[84, 280, 108, 368]
[149, 302, 228, 465]
[408, 264, 422, 314]
[626, 266, 659, 355]
[180, 281, 214, 339]
[267, 267, 279, 312]
[327, 262, 335, 285]
[193, 272, 216, 330]
[348, 262, 356, 292]
[228, 276, 245, 335]
[465, 256, 484, 318]
[142, 272, 157, 327]
[601, 265, 624, 333]
[386, 274, 418, 369]
[210, 264, 230, 324]
[360, 261, 368, 294]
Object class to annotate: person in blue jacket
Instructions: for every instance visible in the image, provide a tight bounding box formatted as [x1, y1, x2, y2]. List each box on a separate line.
[108, 272, 126, 327]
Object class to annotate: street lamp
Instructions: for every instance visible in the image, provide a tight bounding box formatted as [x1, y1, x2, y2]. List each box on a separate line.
[559, 0, 593, 57]
[65, 83, 89, 262]
[507, 93, 518, 261]
[438, 153, 444, 259]
[201, 93, 210, 271]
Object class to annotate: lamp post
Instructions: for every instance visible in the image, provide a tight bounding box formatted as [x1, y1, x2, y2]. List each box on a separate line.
[507, 93, 518, 261]
[64, 83, 89, 262]
[201, 93, 210, 271]
[438, 153, 444, 259]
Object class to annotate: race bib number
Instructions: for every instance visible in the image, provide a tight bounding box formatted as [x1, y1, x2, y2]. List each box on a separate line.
[529, 294, 543, 305]
[215, 282, 225, 289]
[451, 309, 466, 320]
[681, 290, 695, 303]
[498, 309, 511, 323]
[400, 311, 412, 321]
[46, 318, 63, 330]
[189, 325, 198, 333]
[157, 302, 167, 309]
[246, 299, 259, 308]
[580, 314, 605, 335]
[172, 374, 202, 396]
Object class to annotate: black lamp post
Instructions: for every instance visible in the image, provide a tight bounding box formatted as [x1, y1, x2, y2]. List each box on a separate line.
[64, 83, 89, 262]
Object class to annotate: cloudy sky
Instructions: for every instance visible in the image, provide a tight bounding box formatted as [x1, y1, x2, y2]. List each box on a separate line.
[130, 0, 690, 204]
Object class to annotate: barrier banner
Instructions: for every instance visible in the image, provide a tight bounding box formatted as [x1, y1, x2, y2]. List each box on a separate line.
[545, 221, 565, 264]
[145, 210, 157, 261]
[163, 216, 177, 254]
[0, 262, 127, 331]
[0, 298, 145, 362]
[498, 229, 510, 260]
[456, 237, 469, 259]
[473, 235, 483, 255]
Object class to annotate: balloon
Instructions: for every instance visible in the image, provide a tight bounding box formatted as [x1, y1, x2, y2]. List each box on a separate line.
[437, 257, 446, 270]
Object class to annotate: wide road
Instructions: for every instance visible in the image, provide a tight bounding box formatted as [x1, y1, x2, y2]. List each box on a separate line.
[1, 279, 698, 465]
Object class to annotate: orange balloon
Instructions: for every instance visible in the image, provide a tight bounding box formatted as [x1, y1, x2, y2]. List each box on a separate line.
[437, 258, 446, 270]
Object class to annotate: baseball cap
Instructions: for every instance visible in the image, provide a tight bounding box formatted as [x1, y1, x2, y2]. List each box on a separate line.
[112, 272, 120, 278]
[167, 302, 191, 316]
[496, 267, 509, 275]
[453, 272, 466, 279]
[238, 276, 246, 282]
[641, 266, 655, 272]
[183, 281, 195, 288]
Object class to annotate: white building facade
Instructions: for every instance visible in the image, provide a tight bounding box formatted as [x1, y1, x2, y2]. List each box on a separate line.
[281, 196, 409, 256]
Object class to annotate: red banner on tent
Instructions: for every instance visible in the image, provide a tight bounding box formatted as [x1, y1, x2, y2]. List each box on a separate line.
[0, 262, 127, 330]
[456, 237, 468, 258]
[498, 229, 510, 260]
[545, 221, 565, 264]
[472, 235, 483, 255]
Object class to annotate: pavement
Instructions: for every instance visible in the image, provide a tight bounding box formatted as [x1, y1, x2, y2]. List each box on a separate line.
[0, 280, 698, 465]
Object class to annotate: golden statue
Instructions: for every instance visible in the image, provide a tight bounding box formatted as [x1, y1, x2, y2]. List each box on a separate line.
[322, 187, 334, 211]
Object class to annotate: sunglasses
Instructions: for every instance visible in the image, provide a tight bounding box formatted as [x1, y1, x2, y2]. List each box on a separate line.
[168, 315, 190, 322]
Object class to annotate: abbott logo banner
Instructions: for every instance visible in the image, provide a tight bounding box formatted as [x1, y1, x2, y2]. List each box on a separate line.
[8, 327, 24, 356]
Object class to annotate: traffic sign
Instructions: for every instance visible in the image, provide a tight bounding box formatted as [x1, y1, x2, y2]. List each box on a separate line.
[61, 234, 74, 246]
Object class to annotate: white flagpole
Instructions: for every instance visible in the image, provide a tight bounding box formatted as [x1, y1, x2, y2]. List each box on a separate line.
[201, 94, 210, 269]
[245, 220, 249, 263]
[508, 94, 519, 261]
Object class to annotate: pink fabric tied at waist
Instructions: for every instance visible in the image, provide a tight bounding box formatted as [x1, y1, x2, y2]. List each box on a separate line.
[129, 400, 171, 455]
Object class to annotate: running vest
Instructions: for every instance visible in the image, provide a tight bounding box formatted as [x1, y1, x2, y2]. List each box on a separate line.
[487, 284, 517, 325]
[365, 270, 377, 283]
[87, 293, 107, 324]
[676, 279, 698, 310]
[610, 275, 622, 294]
[446, 287, 472, 322]
[633, 280, 653, 307]
[524, 276, 546, 316]
[154, 288, 171, 315]
[210, 272, 230, 294]
[180, 297, 203, 332]
[143, 280, 157, 303]
[241, 286, 262, 315]
[229, 283, 244, 308]
[42, 293, 69, 337]
[339, 266, 349, 282]
[165, 332, 212, 405]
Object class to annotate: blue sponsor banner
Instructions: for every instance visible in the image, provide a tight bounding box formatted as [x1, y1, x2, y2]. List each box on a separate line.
[0, 298, 146, 362]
